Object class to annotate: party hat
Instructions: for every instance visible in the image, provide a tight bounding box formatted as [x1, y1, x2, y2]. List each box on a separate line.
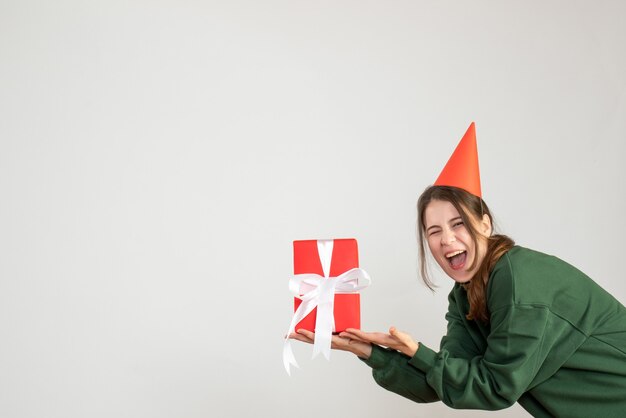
[434, 122, 482, 197]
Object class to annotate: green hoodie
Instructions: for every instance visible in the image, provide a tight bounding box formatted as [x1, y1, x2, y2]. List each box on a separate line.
[362, 246, 626, 417]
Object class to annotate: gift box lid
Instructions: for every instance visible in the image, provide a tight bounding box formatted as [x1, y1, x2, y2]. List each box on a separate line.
[293, 238, 359, 277]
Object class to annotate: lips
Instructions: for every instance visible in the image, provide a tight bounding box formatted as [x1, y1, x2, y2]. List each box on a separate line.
[446, 250, 467, 270]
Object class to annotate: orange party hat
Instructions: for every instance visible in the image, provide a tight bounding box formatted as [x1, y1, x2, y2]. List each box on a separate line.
[434, 122, 482, 197]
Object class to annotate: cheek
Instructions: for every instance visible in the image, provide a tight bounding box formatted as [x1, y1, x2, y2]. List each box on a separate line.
[459, 232, 474, 250]
[462, 237, 473, 252]
[426, 237, 437, 253]
[427, 239, 446, 264]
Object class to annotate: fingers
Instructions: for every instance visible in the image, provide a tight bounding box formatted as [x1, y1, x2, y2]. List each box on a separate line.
[388, 326, 419, 357]
[290, 326, 417, 359]
[342, 330, 393, 346]
[342, 327, 416, 354]
[288, 329, 315, 344]
[331, 334, 372, 358]
[389, 326, 406, 342]
[296, 329, 315, 339]
[389, 326, 412, 344]
[288, 333, 310, 344]
[342, 328, 377, 342]
[338, 331, 369, 343]
[290, 330, 354, 353]
[331, 334, 352, 350]
[287, 329, 372, 358]
[388, 327, 408, 345]
[289, 329, 353, 347]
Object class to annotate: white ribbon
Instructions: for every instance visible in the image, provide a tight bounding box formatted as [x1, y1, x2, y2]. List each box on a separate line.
[283, 240, 371, 375]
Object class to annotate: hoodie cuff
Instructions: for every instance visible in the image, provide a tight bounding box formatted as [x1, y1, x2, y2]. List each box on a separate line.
[359, 344, 392, 369]
[408, 343, 438, 373]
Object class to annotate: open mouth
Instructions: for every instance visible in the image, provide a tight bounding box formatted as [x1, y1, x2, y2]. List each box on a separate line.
[446, 250, 467, 270]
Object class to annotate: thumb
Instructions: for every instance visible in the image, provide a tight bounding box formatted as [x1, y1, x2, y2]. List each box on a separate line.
[389, 326, 408, 343]
[389, 326, 402, 338]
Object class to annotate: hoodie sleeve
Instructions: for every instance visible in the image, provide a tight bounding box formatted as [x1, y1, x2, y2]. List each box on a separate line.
[408, 303, 586, 410]
[438, 289, 483, 360]
[360, 344, 439, 403]
[359, 291, 477, 404]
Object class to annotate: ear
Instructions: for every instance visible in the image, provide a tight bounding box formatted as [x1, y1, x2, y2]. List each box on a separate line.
[480, 214, 493, 236]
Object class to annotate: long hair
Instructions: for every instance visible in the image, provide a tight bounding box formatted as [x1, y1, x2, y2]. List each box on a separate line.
[417, 186, 514, 322]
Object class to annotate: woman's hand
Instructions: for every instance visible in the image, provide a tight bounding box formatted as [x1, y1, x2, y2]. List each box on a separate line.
[289, 329, 373, 359]
[339, 327, 419, 358]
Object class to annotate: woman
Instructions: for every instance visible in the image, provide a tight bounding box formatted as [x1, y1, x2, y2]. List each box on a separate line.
[289, 124, 626, 417]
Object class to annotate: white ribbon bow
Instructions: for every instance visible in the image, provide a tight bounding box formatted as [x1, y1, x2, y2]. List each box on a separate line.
[283, 240, 371, 375]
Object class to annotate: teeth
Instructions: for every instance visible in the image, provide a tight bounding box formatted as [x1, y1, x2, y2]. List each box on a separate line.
[446, 250, 465, 258]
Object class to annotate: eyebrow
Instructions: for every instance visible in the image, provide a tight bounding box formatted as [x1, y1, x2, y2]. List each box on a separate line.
[426, 216, 462, 232]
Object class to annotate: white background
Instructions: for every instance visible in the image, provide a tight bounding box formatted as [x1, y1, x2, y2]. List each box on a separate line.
[1, 1, 625, 417]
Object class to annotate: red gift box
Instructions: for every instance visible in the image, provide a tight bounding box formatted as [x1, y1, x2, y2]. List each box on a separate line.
[293, 238, 361, 333]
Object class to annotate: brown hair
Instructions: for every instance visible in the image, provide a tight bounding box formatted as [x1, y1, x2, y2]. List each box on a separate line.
[417, 186, 514, 322]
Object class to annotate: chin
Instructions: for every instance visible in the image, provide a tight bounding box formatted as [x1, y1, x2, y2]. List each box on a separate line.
[448, 271, 472, 283]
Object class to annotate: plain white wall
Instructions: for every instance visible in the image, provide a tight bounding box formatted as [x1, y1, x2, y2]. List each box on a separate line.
[1, 1, 625, 417]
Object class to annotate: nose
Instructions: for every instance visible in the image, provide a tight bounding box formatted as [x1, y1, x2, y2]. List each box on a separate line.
[441, 228, 456, 246]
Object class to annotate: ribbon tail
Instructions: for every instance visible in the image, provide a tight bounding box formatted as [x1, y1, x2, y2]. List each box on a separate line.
[283, 289, 320, 376]
[312, 326, 332, 360]
[283, 339, 299, 376]
[312, 279, 336, 360]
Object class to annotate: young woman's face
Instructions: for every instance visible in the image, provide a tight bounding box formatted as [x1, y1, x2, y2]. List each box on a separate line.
[424, 199, 492, 283]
